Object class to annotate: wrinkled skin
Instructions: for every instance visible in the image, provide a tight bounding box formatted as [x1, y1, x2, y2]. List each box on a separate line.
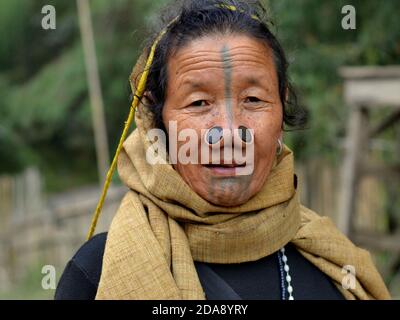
[162, 34, 283, 207]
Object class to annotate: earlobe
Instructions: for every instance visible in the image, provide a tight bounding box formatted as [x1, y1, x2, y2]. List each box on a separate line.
[143, 90, 152, 100]
[276, 130, 283, 156]
[276, 138, 283, 156]
[143, 91, 155, 104]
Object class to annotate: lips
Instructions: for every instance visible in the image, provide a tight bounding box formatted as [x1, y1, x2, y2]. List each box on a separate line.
[202, 162, 247, 176]
[203, 163, 246, 168]
[204, 159, 247, 167]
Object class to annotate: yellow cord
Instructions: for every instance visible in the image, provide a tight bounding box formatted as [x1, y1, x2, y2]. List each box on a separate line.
[85, 4, 259, 240]
[86, 26, 171, 240]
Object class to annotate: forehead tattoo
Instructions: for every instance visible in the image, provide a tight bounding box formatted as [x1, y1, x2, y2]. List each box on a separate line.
[220, 45, 234, 128]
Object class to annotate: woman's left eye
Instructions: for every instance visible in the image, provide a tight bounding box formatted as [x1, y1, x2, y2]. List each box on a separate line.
[244, 96, 262, 103]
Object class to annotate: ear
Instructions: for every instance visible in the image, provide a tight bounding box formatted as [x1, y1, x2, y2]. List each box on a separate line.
[143, 90, 155, 104]
[278, 131, 283, 141]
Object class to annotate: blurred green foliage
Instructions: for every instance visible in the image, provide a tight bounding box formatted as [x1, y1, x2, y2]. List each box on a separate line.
[0, 0, 399, 191]
[267, 0, 400, 160]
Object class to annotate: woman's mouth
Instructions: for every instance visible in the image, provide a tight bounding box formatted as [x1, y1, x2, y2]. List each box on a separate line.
[203, 163, 246, 176]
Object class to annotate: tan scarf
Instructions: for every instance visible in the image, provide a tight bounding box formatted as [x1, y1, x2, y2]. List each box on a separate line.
[94, 48, 390, 300]
[95, 104, 390, 300]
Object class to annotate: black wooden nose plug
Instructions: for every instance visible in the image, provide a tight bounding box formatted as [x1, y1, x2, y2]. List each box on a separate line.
[238, 125, 253, 143]
[205, 126, 224, 145]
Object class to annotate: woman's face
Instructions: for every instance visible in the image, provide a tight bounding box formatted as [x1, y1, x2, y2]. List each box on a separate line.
[162, 34, 283, 206]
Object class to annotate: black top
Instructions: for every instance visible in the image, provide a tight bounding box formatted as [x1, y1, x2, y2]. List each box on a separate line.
[55, 232, 344, 300]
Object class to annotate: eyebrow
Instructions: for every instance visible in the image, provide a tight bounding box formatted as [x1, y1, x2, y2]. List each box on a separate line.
[243, 76, 262, 86]
[181, 79, 208, 90]
[243, 76, 273, 94]
[182, 77, 263, 87]
[180, 75, 269, 92]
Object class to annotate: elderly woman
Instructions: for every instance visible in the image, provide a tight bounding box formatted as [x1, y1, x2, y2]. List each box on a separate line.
[55, 0, 390, 300]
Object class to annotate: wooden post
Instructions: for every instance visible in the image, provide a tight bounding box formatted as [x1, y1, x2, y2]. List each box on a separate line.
[337, 105, 363, 235]
[77, 0, 110, 185]
[338, 66, 400, 238]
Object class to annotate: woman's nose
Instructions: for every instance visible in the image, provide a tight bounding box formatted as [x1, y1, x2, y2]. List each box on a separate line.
[204, 101, 253, 146]
[204, 125, 253, 146]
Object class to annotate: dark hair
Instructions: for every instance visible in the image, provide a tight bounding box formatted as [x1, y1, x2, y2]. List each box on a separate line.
[137, 0, 307, 132]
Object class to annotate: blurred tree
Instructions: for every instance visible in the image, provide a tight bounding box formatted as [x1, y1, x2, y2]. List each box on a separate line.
[0, 0, 168, 190]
